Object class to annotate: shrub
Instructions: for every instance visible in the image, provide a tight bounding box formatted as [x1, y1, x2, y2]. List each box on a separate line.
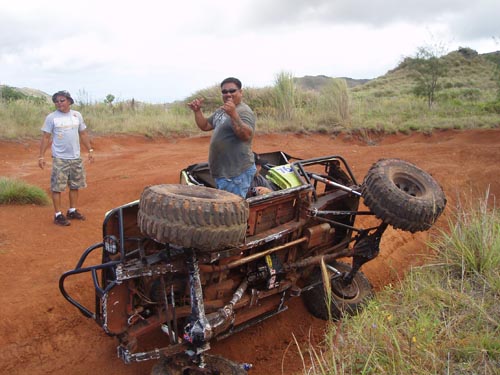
[481, 100, 500, 114]
[0, 177, 49, 205]
[0, 86, 27, 102]
[457, 47, 479, 59]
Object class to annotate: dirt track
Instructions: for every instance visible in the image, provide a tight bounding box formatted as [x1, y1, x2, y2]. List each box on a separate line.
[1, 129, 499, 375]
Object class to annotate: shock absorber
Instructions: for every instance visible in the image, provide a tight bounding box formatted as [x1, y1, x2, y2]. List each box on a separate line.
[184, 249, 211, 354]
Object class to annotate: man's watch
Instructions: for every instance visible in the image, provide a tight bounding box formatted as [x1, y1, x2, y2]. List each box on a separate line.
[89, 148, 94, 152]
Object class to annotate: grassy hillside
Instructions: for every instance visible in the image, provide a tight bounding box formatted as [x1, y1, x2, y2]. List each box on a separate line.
[355, 49, 498, 100]
[0, 85, 50, 102]
[346, 49, 500, 133]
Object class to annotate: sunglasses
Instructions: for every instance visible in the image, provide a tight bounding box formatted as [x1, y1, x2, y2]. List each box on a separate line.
[221, 88, 238, 95]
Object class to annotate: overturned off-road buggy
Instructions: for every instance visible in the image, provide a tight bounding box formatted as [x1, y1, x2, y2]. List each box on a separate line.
[59, 151, 446, 374]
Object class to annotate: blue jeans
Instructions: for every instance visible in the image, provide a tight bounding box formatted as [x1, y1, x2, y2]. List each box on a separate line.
[215, 164, 257, 198]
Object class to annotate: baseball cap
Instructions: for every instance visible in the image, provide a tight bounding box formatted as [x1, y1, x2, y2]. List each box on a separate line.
[52, 90, 74, 105]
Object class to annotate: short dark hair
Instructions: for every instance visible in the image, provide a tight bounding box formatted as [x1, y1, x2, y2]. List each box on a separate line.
[220, 77, 242, 89]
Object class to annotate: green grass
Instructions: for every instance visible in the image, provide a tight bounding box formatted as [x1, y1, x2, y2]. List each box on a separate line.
[0, 99, 53, 139]
[0, 177, 49, 205]
[296, 190, 500, 374]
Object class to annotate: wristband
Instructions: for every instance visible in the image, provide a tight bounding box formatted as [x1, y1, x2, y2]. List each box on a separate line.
[38, 157, 44, 160]
[89, 149, 94, 152]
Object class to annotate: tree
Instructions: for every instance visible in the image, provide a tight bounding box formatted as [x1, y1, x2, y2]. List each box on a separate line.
[104, 94, 115, 105]
[0, 86, 27, 102]
[408, 43, 448, 109]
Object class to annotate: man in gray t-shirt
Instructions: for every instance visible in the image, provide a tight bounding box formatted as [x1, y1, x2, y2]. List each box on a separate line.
[38, 90, 94, 226]
[188, 77, 256, 198]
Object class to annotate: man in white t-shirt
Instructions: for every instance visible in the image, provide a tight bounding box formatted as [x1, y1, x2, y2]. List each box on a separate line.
[38, 90, 94, 226]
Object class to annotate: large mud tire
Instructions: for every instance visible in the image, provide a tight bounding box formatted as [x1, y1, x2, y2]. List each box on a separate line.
[151, 353, 247, 375]
[362, 159, 446, 233]
[138, 184, 249, 252]
[302, 262, 373, 321]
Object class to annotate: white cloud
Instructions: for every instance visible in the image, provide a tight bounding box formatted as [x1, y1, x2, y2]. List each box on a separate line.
[1, 0, 499, 103]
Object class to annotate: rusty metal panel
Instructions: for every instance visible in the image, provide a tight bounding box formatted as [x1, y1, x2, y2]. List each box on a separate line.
[304, 223, 333, 248]
[103, 283, 132, 335]
[247, 194, 303, 236]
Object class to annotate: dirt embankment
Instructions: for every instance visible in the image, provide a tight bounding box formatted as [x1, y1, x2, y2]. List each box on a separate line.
[0, 129, 499, 375]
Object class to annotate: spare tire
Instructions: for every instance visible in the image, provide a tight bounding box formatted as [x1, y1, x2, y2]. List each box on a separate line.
[362, 159, 446, 232]
[138, 184, 249, 251]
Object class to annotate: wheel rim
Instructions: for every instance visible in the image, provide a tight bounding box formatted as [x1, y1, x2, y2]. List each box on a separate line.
[392, 172, 425, 197]
[331, 277, 360, 299]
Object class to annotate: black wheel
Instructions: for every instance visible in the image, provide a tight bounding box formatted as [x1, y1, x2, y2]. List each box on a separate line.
[138, 184, 249, 252]
[151, 353, 247, 375]
[302, 261, 373, 321]
[362, 159, 446, 233]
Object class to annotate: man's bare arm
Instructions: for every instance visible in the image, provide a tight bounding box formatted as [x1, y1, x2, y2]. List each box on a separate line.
[223, 99, 253, 141]
[188, 98, 213, 131]
[229, 112, 253, 141]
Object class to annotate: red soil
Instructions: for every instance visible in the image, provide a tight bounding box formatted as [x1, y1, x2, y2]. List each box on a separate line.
[1, 129, 499, 375]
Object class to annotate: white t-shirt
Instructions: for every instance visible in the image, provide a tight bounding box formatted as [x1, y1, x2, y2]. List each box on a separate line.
[42, 110, 87, 159]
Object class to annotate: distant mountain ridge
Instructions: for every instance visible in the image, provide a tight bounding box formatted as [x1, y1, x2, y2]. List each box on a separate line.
[0, 85, 51, 100]
[17, 87, 51, 98]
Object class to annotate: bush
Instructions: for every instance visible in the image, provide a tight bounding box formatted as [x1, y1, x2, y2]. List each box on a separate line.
[317, 78, 351, 127]
[0, 177, 49, 205]
[432, 189, 500, 276]
[0, 86, 27, 102]
[457, 47, 479, 59]
[481, 100, 500, 114]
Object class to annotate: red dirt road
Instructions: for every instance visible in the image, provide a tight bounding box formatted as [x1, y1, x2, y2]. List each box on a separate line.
[1, 129, 499, 375]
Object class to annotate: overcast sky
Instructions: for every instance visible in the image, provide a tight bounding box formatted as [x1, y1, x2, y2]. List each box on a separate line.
[1, 0, 499, 103]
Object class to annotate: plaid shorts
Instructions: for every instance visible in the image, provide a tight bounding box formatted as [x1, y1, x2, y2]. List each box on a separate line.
[50, 158, 87, 192]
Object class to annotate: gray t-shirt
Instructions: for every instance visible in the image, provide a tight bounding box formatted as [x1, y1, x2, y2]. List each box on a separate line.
[42, 109, 86, 159]
[207, 102, 256, 178]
